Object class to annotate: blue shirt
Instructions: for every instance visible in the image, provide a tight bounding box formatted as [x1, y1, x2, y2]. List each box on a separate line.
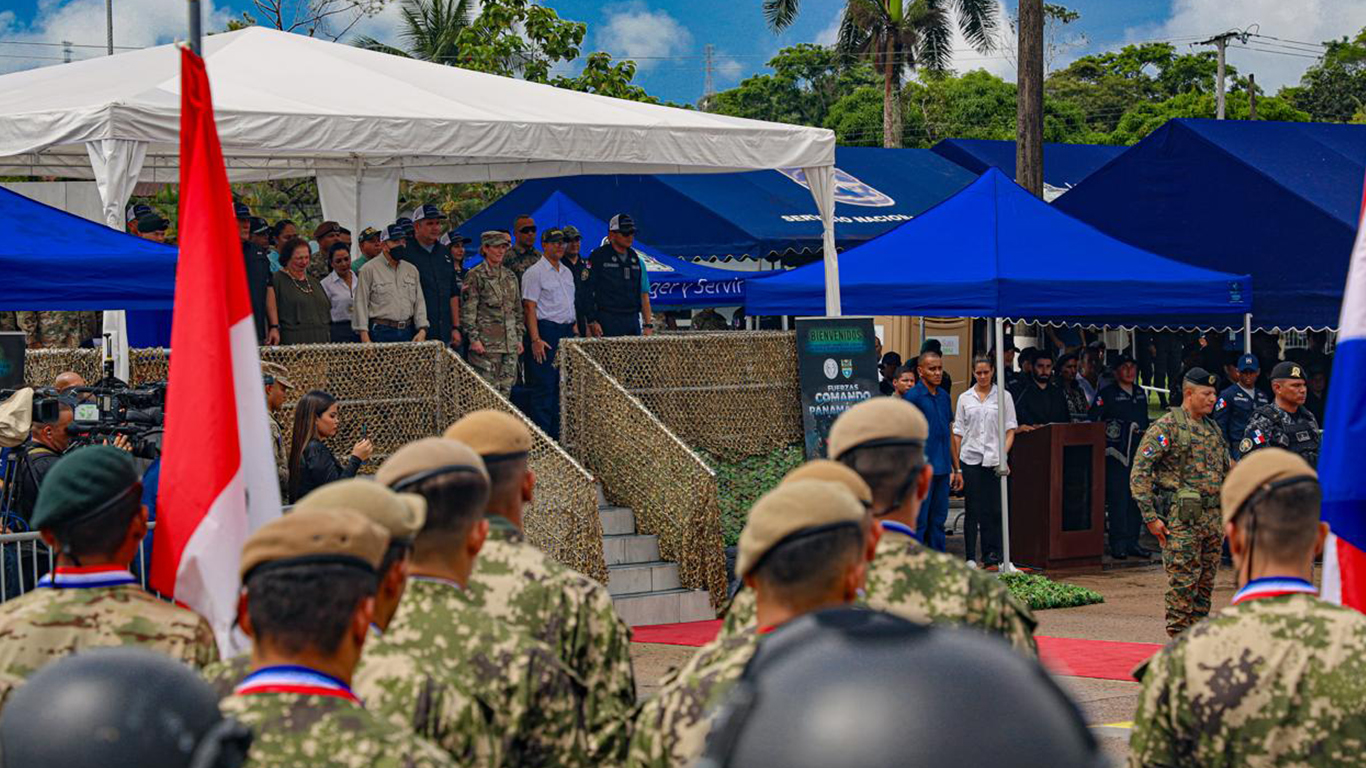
[904, 381, 953, 476]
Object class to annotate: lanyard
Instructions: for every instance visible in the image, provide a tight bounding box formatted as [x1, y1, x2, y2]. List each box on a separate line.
[880, 521, 918, 540]
[1231, 577, 1317, 605]
[409, 575, 464, 590]
[37, 565, 137, 589]
[234, 665, 360, 703]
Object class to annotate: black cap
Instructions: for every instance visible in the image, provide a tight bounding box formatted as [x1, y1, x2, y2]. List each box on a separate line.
[880, 352, 902, 367]
[1270, 361, 1306, 381]
[443, 232, 472, 246]
[125, 203, 152, 223]
[409, 203, 447, 222]
[385, 224, 406, 241]
[358, 226, 382, 243]
[136, 212, 169, 233]
[1183, 367, 1218, 388]
[232, 201, 251, 219]
[541, 228, 565, 244]
[1113, 352, 1136, 368]
[249, 216, 270, 236]
[608, 213, 636, 234]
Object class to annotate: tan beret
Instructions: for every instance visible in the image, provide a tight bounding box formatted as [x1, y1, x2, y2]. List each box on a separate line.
[481, 230, 511, 247]
[240, 507, 387, 581]
[376, 437, 489, 490]
[736, 480, 866, 578]
[780, 460, 872, 506]
[443, 410, 533, 458]
[1220, 447, 1318, 526]
[260, 361, 293, 389]
[294, 479, 426, 544]
[827, 397, 928, 460]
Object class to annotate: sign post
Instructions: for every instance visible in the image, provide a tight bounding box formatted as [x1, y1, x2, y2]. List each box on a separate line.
[795, 316, 879, 458]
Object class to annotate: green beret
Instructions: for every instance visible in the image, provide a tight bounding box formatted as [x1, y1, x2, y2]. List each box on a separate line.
[32, 446, 140, 530]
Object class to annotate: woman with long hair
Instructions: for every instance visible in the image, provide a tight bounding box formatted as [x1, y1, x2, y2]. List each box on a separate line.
[287, 390, 373, 502]
[1056, 352, 1090, 423]
[951, 355, 1017, 568]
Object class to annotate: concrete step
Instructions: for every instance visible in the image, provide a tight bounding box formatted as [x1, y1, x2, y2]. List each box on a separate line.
[599, 506, 636, 536]
[607, 560, 680, 596]
[613, 588, 715, 627]
[602, 534, 660, 566]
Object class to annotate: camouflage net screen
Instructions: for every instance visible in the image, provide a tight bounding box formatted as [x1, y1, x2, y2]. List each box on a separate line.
[24, 343, 605, 582]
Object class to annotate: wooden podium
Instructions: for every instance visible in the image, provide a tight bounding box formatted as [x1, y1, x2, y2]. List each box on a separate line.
[1006, 422, 1106, 570]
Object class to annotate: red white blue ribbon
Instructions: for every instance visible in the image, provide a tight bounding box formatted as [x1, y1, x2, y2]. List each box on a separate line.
[234, 665, 360, 703]
[37, 565, 137, 589]
[1232, 577, 1317, 605]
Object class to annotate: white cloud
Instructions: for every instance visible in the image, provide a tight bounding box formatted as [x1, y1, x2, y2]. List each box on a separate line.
[947, 1, 1017, 81]
[815, 7, 842, 46]
[717, 55, 743, 83]
[595, 1, 692, 71]
[0, 0, 232, 73]
[346, 0, 409, 46]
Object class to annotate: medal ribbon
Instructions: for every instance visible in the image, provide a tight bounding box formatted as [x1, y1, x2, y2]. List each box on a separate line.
[37, 565, 137, 589]
[1231, 577, 1317, 605]
[234, 665, 360, 703]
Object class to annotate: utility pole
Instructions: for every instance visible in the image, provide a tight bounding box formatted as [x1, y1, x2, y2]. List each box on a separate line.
[1249, 73, 1257, 120]
[62, 40, 72, 63]
[1196, 29, 1249, 120]
[106, 0, 114, 55]
[1016, 0, 1043, 197]
[703, 44, 716, 100]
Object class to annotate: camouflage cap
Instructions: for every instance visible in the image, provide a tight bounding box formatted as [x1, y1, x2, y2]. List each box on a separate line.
[737, 480, 865, 578]
[443, 410, 532, 460]
[294, 478, 427, 545]
[827, 397, 928, 460]
[240, 507, 386, 581]
[1183, 367, 1218, 389]
[32, 446, 140, 531]
[1220, 447, 1318, 526]
[358, 226, 383, 243]
[561, 225, 581, 239]
[375, 437, 489, 491]
[780, 459, 873, 506]
[1270, 361, 1306, 381]
[260, 361, 293, 389]
[481, 230, 512, 247]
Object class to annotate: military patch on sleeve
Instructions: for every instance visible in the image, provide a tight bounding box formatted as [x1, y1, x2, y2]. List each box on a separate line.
[1095, 396, 1104, 407]
[1142, 445, 1155, 457]
[1252, 429, 1267, 446]
[1239, 437, 1254, 454]
[1157, 433, 1169, 448]
[1216, 398, 1226, 410]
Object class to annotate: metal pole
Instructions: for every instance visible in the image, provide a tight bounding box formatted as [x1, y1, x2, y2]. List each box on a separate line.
[106, 0, 114, 55]
[1244, 313, 1253, 354]
[995, 318, 1017, 574]
[188, 0, 202, 55]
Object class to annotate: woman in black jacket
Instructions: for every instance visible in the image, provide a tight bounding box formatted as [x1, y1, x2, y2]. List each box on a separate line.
[287, 390, 372, 502]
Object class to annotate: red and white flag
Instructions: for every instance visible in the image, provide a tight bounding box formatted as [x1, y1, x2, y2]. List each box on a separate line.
[150, 47, 282, 652]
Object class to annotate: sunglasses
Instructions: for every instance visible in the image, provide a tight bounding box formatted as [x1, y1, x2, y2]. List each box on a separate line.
[519, 226, 537, 234]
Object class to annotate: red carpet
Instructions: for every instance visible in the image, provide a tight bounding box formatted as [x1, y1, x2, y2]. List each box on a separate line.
[632, 620, 1160, 682]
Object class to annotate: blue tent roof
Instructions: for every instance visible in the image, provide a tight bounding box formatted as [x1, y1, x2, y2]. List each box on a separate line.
[1054, 119, 1366, 330]
[930, 139, 1125, 193]
[745, 168, 1252, 320]
[457, 147, 977, 261]
[0, 185, 177, 310]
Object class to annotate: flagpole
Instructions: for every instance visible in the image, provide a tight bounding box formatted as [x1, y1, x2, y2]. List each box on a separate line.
[188, 0, 201, 55]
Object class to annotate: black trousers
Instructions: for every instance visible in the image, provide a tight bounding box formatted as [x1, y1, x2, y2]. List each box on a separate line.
[1105, 456, 1141, 552]
[598, 311, 641, 337]
[962, 463, 1003, 563]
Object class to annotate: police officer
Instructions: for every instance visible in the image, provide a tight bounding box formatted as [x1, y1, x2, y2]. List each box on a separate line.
[506, 213, 542, 282]
[1213, 353, 1269, 459]
[1089, 353, 1151, 560]
[1130, 368, 1231, 637]
[462, 231, 524, 397]
[237, 202, 275, 345]
[1241, 361, 1321, 468]
[560, 225, 592, 335]
[400, 203, 462, 349]
[1129, 449, 1366, 767]
[585, 214, 655, 337]
[136, 211, 170, 244]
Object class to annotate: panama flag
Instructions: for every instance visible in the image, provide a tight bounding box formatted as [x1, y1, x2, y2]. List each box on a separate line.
[1321, 173, 1366, 612]
[150, 47, 282, 652]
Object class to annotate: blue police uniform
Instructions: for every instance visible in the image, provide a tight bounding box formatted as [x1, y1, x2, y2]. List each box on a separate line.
[904, 380, 953, 552]
[1089, 381, 1150, 558]
[1213, 383, 1269, 459]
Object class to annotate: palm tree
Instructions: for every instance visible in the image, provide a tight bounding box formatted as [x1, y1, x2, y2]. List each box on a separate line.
[764, 0, 998, 147]
[353, 0, 474, 63]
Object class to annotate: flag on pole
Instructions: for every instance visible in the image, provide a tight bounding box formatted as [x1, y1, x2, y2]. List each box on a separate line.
[1321, 173, 1366, 612]
[149, 47, 282, 652]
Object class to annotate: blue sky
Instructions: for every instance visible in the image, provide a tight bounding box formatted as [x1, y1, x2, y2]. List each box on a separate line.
[0, 0, 1362, 104]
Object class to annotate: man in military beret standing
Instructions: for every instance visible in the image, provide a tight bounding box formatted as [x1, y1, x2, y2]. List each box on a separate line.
[1213, 353, 1270, 460]
[1129, 449, 1366, 767]
[1241, 361, 1322, 468]
[462, 231, 524, 398]
[0, 446, 218, 680]
[1130, 368, 1232, 636]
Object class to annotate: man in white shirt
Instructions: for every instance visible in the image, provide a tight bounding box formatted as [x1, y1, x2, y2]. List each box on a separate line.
[320, 243, 359, 342]
[952, 356, 1018, 568]
[522, 228, 576, 440]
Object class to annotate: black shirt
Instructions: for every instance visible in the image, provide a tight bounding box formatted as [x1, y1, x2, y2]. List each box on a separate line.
[1015, 381, 1071, 427]
[14, 441, 62, 523]
[243, 241, 272, 343]
[290, 439, 361, 502]
[401, 240, 458, 344]
[585, 243, 644, 319]
[1089, 383, 1150, 462]
[562, 253, 592, 334]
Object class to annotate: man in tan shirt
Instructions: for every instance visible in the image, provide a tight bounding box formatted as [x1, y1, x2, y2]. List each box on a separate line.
[354, 225, 429, 344]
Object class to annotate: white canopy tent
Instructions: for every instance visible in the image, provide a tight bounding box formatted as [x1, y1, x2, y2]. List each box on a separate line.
[0, 27, 841, 370]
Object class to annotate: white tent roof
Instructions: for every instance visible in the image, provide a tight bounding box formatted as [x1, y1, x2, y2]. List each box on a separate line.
[0, 26, 834, 183]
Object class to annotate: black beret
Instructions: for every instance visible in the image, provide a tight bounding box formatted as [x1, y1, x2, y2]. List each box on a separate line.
[1270, 361, 1306, 381]
[1183, 367, 1218, 388]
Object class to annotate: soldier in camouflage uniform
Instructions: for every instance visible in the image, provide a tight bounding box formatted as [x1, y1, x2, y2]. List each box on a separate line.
[462, 231, 524, 398]
[1240, 360, 1321, 468]
[261, 361, 293, 497]
[220, 506, 456, 768]
[0, 446, 218, 681]
[630, 477, 871, 768]
[721, 398, 1037, 655]
[358, 438, 589, 768]
[505, 214, 542, 283]
[1130, 449, 1366, 767]
[15, 310, 97, 349]
[1130, 367, 1232, 637]
[445, 410, 637, 763]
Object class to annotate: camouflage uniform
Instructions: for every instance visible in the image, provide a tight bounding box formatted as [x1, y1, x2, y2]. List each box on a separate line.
[219, 688, 457, 768]
[0, 312, 16, 331]
[466, 518, 636, 762]
[15, 311, 97, 349]
[690, 308, 728, 331]
[269, 415, 288, 496]
[720, 527, 1037, 656]
[201, 652, 251, 698]
[461, 261, 524, 398]
[627, 629, 758, 768]
[505, 245, 541, 284]
[1130, 408, 1231, 636]
[1240, 404, 1322, 469]
[0, 580, 219, 679]
[353, 578, 589, 768]
[1130, 593, 1366, 767]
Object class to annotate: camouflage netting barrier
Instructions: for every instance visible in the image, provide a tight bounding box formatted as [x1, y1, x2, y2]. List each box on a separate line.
[24, 343, 605, 582]
[560, 332, 805, 605]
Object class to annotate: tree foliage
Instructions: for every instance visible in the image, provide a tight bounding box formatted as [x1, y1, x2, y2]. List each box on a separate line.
[1045, 42, 1229, 134]
[1284, 27, 1366, 123]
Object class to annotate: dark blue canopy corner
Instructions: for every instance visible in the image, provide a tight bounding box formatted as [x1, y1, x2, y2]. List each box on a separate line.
[746, 168, 1251, 322]
[0, 185, 177, 311]
[930, 139, 1125, 193]
[1055, 119, 1366, 330]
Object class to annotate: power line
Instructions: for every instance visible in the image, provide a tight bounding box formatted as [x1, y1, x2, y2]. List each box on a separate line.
[0, 38, 141, 50]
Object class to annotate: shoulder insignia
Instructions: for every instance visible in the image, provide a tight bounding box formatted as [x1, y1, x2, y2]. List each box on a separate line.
[1157, 433, 1169, 448]
[1240, 437, 1254, 454]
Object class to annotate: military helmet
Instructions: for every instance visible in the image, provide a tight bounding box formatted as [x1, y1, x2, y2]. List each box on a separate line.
[700, 607, 1103, 768]
[0, 647, 252, 768]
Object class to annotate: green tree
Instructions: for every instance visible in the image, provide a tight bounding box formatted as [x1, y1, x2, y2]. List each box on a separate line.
[1046, 42, 1228, 134]
[706, 44, 879, 127]
[1108, 89, 1309, 145]
[550, 52, 657, 103]
[1284, 27, 1366, 123]
[824, 85, 884, 144]
[901, 69, 1096, 147]
[353, 0, 473, 62]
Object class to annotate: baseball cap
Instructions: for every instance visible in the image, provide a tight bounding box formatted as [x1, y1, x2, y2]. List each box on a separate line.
[232, 202, 251, 220]
[608, 213, 636, 234]
[249, 216, 270, 236]
[358, 226, 382, 243]
[136, 212, 169, 233]
[385, 224, 407, 241]
[880, 352, 902, 367]
[1236, 354, 1260, 372]
[480, 230, 511, 248]
[736, 480, 865, 577]
[409, 204, 447, 222]
[126, 203, 153, 223]
[827, 397, 928, 460]
[541, 228, 565, 244]
[441, 232, 472, 246]
[1220, 447, 1317, 526]
[562, 225, 581, 240]
[1113, 352, 1136, 368]
[260, 361, 293, 389]
[1270, 361, 1306, 381]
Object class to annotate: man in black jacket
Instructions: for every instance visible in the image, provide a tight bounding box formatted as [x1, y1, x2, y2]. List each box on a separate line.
[12, 397, 73, 523]
[237, 202, 275, 345]
[1015, 352, 1070, 428]
[399, 203, 460, 349]
[584, 214, 654, 338]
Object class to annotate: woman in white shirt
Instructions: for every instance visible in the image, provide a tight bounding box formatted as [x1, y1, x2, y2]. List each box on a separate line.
[952, 355, 1017, 568]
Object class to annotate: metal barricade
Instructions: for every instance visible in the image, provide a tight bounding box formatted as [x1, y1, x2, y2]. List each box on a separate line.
[0, 523, 156, 602]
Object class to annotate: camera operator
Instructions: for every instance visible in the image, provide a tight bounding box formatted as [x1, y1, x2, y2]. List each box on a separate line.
[13, 396, 75, 523]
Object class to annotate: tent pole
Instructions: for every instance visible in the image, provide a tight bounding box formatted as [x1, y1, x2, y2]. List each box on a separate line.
[1243, 313, 1253, 354]
[353, 156, 363, 241]
[188, 0, 201, 55]
[996, 318, 1018, 574]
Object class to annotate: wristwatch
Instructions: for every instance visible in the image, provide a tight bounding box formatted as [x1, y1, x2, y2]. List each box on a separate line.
[643, 322, 654, 329]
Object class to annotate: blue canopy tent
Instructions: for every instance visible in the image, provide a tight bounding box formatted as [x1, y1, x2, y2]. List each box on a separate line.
[1054, 119, 1366, 330]
[930, 139, 1125, 198]
[457, 147, 977, 262]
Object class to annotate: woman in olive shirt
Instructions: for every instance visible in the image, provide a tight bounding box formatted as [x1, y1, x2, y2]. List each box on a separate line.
[267, 237, 332, 345]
